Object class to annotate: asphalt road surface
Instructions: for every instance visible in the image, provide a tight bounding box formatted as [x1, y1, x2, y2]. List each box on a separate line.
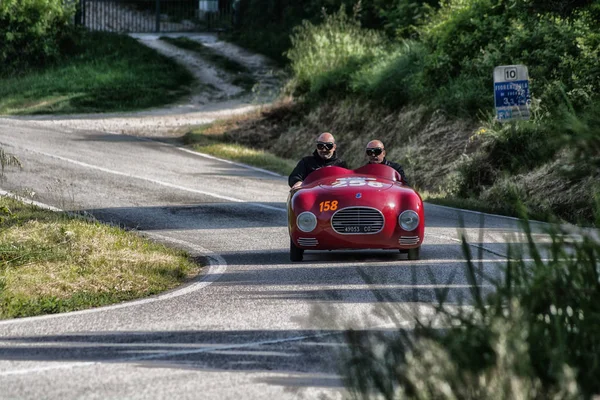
[0, 119, 543, 399]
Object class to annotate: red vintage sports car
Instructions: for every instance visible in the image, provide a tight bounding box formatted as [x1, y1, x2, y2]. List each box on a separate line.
[287, 163, 424, 262]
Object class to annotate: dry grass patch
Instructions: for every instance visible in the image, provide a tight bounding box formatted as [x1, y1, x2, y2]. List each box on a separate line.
[0, 196, 201, 319]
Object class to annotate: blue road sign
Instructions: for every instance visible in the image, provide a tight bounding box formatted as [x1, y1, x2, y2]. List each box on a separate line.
[494, 65, 530, 121]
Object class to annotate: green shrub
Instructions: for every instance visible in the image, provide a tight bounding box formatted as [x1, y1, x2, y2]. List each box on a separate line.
[232, 0, 382, 64]
[416, 0, 600, 116]
[522, 0, 595, 17]
[0, 0, 77, 75]
[350, 41, 426, 109]
[372, 0, 440, 39]
[343, 212, 600, 398]
[454, 116, 560, 197]
[419, 0, 516, 85]
[286, 6, 387, 97]
[557, 101, 600, 180]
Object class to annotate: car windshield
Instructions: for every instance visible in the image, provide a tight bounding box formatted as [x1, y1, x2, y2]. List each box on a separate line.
[302, 164, 402, 186]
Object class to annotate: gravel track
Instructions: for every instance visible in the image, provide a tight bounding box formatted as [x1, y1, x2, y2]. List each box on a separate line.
[1, 33, 284, 136]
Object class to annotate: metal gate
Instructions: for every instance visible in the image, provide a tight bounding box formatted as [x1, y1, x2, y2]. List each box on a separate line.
[77, 0, 234, 33]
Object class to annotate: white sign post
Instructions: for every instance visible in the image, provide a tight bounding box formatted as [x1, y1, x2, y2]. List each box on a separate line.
[494, 65, 531, 122]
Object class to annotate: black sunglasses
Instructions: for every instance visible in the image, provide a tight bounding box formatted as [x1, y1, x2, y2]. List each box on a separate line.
[366, 147, 383, 156]
[316, 142, 334, 151]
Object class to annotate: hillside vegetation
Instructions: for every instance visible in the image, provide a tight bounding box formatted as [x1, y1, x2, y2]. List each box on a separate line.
[228, 0, 600, 225]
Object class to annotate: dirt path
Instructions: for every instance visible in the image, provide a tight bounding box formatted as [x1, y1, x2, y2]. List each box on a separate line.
[2, 33, 284, 136]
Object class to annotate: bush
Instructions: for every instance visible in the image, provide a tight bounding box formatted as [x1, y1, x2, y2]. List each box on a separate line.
[286, 6, 387, 97]
[372, 0, 440, 39]
[350, 41, 426, 109]
[417, 0, 600, 116]
[232, 0, 383, 64]
[343, 212, 600, 398]
[556, 101, 600, 180]
[0, 0, 77, 75]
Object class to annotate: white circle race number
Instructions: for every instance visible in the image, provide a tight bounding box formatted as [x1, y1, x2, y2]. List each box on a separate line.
[331, 177, 384, 188]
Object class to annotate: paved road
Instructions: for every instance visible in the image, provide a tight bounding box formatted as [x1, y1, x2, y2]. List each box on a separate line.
[0, 119, 540, 399]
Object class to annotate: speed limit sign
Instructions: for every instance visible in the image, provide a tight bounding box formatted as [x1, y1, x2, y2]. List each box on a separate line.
[494, 65, 531, 122]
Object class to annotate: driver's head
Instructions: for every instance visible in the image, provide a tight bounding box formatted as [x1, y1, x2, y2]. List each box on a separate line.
[365, 140, 386, 164]
[315, 132, 336, 160]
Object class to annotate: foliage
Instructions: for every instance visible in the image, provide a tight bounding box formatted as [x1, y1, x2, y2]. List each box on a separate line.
[451, 97, 600, 222]
[350, 41, 426, 109]
[278, 0, 600, 116]
[458, 119, 559, 190]
[416, 0, 598, 116]
[372, 0, 440, 39]
[521, 0, 596, 17]
[0, 32, 194, 115]
[230, 0, 391, 64]
[343, 212, 600, 398]
[0, 0, 77, 75]
[286, 6, 387, 97]
[558, 100, 600, 180]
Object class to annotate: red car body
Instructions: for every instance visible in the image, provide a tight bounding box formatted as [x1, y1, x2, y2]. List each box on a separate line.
[287, 163, 425, 261]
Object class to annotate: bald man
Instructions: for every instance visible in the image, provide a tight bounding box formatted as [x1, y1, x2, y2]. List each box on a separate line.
[365, 140, 409, 185]
[288, 132, 348, 189]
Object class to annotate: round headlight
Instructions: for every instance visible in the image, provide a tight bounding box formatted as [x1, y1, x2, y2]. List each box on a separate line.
[399, 210, 419, 231]
[297, 211, 317, 232]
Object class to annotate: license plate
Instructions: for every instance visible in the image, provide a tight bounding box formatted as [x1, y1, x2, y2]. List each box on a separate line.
[343, 226, 374, 233]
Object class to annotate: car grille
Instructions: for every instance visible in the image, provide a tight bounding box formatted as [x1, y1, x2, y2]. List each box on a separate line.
[399, 236, 420, 245]
[297, 238, 318, 247]
[331, 207, 384, 235]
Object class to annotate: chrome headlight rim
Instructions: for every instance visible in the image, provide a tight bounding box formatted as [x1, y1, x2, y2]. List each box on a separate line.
[297, 211, 317, 233]
[399, 210, 419, 231]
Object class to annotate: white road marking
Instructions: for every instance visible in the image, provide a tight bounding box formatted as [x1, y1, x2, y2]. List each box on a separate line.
[172, 144, 283, 177]
[9, 145, 287, 213]
[0, 189, 63, 212]
[426, 203, 548, 225]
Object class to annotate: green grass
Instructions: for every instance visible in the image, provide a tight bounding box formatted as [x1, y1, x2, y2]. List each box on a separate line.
[161, 36, 256, 91]
[184, 124, 296, 176]
[0, 196, 201, 319]
[0, 31, 195, 115]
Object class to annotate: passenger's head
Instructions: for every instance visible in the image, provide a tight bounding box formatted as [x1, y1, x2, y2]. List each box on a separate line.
[365, 140, 386, 164]
[316, 132, 336, 160]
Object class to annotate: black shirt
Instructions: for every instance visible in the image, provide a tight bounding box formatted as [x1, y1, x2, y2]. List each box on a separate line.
[382, 158, 409, 186]
[288, 150, 347, 187]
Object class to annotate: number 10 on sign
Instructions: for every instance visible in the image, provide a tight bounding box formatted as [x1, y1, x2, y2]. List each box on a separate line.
[494, 65, 531, 122]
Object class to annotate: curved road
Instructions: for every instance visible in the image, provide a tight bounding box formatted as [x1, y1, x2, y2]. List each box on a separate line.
[0, 118, 538, 399]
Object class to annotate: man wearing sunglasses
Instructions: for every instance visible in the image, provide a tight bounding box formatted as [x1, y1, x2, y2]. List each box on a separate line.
[365, 140, 409, 185]
[289, 132, 347, 189]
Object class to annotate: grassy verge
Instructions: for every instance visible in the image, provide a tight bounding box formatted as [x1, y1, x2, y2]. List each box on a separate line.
[0, 196, 201, 319]
[342, 212, 600, 398]
[0, 31, 194, 115]
[161, 36, 256, 91]
[184, 119, 296, 176]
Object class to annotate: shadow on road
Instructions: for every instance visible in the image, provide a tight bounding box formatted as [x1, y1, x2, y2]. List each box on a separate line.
[0, 329, 352, 389]
[77, 203, 287, 230]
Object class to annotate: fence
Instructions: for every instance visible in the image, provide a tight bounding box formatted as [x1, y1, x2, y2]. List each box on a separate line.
[77, 0, 235, 32]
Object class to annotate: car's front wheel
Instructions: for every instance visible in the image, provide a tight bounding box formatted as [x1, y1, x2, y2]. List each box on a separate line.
[290, 239, 304, 262]
[407, 247, 420, 260]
